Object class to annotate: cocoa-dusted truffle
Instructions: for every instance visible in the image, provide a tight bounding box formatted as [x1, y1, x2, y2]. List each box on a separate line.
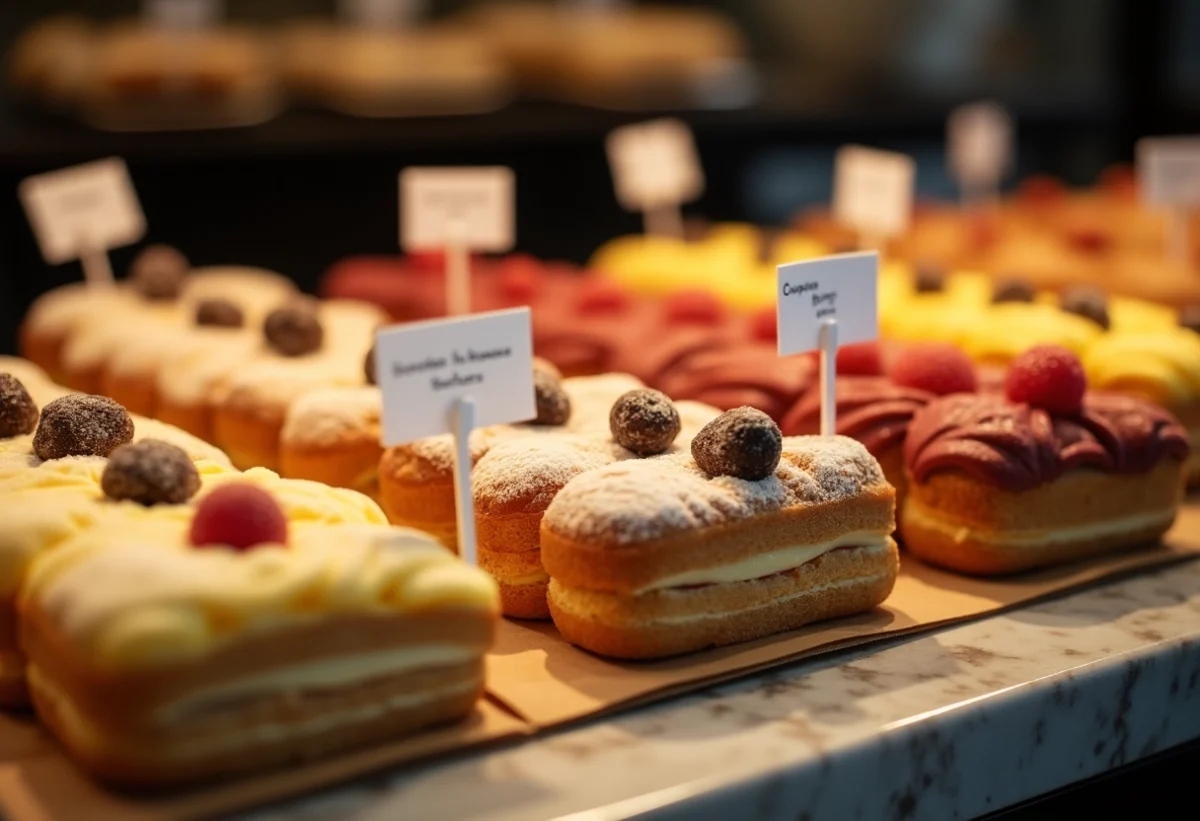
[194, 298, 244, 328]
[131, 244, 189, 301]
[0, 374, 38, 438]
[33, 394, 134, 460]
[1179, 305, 1200, 335]
[913, 262, 945, 294]
[264, 300, 323, 357]
[364, 343, 377, 385]
[991, 277, 1036, 304]
[609, 388, 681, 456]
[101, 439, 200, 506]
[533, 369, 571, 426]
[691, 406, 781, 481]
[1059, 285, 1110, 330]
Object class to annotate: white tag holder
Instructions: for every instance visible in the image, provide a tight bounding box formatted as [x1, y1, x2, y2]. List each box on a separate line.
[776, 252, 880, 435]
[606, 118, 704, 240]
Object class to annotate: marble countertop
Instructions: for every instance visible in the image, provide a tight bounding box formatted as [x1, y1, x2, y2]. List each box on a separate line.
[243, 558, 1200, 821]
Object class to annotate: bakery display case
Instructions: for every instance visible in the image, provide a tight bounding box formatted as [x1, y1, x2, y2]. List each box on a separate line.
[2, 2, 1200, 820]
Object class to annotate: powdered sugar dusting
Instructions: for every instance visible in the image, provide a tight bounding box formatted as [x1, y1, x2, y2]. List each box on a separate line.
[282, 386, 381, 447]
[544, 435, 886, 545]
[473, 433, 631, 512]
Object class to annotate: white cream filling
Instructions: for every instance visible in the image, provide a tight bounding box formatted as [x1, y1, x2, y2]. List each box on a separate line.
[636, 530, 892, 594]
[903, 503, 1176, 549]
[27, 662, 480, 765]
[154, 644, 477, 725]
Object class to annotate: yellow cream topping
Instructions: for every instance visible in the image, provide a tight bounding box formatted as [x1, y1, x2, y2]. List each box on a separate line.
[1083, 330, 1200, 406]
[23, 520, 498, 671]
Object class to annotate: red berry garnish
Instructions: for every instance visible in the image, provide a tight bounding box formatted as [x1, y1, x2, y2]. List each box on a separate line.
[836, 341, 885, 376]
[889, 343, 977, 395]
[189, 483, 289, 551]
[1004, 345, 1086, 415]
[496, 254, 542, 301]
[751, 308, 777, 342]
[664, 290, 724, 325]
[577, 281, 631, 315]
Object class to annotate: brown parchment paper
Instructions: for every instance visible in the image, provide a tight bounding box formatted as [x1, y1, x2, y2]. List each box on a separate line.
[485, 504, 1200, 726]
[0, 701, 529, 821]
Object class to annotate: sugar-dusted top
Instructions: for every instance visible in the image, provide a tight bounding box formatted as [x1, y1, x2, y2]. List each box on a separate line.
[282, 385, 381, 448]
[542, 435, 886, 545]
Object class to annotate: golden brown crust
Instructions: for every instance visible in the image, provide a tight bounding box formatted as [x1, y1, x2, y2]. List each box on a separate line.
[899, 461, 1185, 575]
[57, 362, 103, 395]
[20, 610, 492, 721]
[547, 542, 899, 659]
[542, 492, 894, 596]
[478, 546, 549, 619]
[17, 323, 66, 385]
[155, 397, 215, 442]
[98, 370, 157, 418]
[0, 657, 27, 706]
[211, 404, 284, 470]
[876, 444, 907, 508]
[28, 660, 484, 788]
[280, 439, 383, 503]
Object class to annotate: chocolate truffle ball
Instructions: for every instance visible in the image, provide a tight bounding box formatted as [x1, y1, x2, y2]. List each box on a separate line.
[609, 389, 681, 456]
[533, 369, 571, 426]
[1059, 285, 1110, 330]
[33, 394, 134, 460]
[991, 278, 1036, 304]
[264, 300, 324, 357]
[131, 244, 189, 301]
[194, 298, 244, 328]
[0, 374, 38, 438]
[101, 439, 200, 506]
[691, 407, 782, 481]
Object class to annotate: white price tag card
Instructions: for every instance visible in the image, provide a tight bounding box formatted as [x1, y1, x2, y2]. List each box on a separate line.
[143, 0, 222, 29]
[948, 101, 1012, 186]
[376, 307, 535, 445]
[1137, 137, 1200, 207]
[833, 146, 915, 239]
[339, 0, 426, 27]
[19, 158, 146, 265]
[775, 252, 878, 356]
[400, 167, 515, 252]
[606, 118, 704, 211]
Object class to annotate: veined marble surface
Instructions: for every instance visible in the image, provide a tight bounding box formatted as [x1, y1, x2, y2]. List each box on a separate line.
[244, 559, 1200, 821]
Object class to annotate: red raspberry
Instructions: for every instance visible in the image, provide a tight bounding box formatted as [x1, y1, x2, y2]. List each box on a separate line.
[836, 341, 884, 376]
[189, 483, 289, 551]
[750, 308, 777, 343]
[664, 290, 724, 325]
[576, 281, 631, 315]
[889, 343, 977, 395]
[1004, 345, 1086, 414]
[1066, 228, 1112, 255]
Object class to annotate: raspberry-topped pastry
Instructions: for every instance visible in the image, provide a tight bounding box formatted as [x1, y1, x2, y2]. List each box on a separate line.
[900, 346, 1190, 575]
[540, 409, 898, 659]
[18, 489, 498, 787]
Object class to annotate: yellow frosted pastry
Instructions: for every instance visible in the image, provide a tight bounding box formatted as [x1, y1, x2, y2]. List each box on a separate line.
[1083, 329, 1200, 484]
[19, 516, 497, 786]
[959, 303, 1103, 365]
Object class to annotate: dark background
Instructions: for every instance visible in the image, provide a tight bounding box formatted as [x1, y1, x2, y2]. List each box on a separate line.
[1, 0, 1199, 355]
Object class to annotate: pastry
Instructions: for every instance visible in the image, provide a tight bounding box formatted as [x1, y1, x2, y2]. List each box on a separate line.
[472, 390, 719, 619]
[900, 346, 1190, 575]
[210, 299, 385, 470]
[19, 282, 140, 387]
[18, 486, 497, 786]
[541, 412, 898, 659]
[1082, 326, 1200, 484]
[378, 371, 641, 543]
